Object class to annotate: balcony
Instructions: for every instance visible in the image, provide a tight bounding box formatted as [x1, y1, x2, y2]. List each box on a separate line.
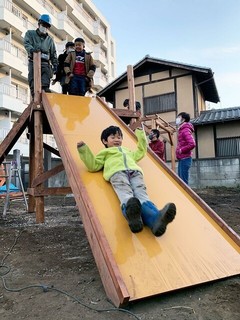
[94, 68, 108, 90]
[92, 45, 107, 69]
[72, 2, 94, 35]
[0, 0, 26, 35]
[0, 39, 28, 78]
[0, 83, 28, 114]
[93, 20, 107, 43]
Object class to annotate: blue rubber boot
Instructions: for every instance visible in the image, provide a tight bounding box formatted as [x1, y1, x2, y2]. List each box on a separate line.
[141, 201, 176, 237]
[121, 197, 143, 233]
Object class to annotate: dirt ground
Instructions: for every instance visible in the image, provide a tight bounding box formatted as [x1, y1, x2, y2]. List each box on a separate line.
[0, 187, 239, 320]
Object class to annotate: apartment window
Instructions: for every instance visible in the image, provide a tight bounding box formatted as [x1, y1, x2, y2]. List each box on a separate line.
[12, 5, 21, 18]
[110, 41, 114, 57]
[22, 14, 28, 28]
[111, 62, 114, 78]
[216, 137, 240, 157]
[144, 92, 176, 115]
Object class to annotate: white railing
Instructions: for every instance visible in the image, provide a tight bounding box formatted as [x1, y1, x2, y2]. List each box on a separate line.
[0, 38, 28, 65]
[0, 83, 28, 104]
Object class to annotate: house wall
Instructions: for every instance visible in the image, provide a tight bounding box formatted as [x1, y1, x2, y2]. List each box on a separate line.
[196, 126, 215, 158]
[216, 122, 240, 137]
[176, 76, 194, 117]
[114, 68, 196, 120]
[196, 121, 240, 158]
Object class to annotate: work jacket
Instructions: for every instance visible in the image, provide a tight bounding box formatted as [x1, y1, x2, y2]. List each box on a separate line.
[24, 29, 57, 69]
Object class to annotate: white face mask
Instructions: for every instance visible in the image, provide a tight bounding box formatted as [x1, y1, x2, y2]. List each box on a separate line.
[67, 48, 75, 53]
[39, 25, 47, 34]
[176, 117, 182, 126]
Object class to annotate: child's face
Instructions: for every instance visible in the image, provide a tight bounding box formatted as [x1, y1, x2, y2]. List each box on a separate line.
[103, 133, 123, 148]
[75, 42, 84, 52]
[149, 131, 158, 141]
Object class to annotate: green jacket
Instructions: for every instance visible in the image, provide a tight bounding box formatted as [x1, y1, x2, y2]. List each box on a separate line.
[24, 29, 58, 68]
[77, 129, 147, 181]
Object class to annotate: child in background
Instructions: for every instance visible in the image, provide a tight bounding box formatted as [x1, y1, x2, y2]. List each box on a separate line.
[149, 129, 165, 161]
[77, 125, 176, 237]
[64, 37, 96, 96]
[52, 41, 74, 94]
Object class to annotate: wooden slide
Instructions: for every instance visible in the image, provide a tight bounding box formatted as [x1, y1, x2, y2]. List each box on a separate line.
[42, 92, 240, 307]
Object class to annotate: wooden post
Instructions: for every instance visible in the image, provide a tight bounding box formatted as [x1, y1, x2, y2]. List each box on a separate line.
[34, 109, 44, 223]
[127, 65, 136, 111]
[33, 52, 41, 103]
[170, 133, 176, 171]
[30, 52, 44, 222]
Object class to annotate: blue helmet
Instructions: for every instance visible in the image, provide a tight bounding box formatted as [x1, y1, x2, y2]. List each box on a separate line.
[39, 14, 52, 27]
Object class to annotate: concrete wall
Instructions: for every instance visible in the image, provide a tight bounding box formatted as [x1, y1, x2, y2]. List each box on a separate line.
[184, 157, 240, 188]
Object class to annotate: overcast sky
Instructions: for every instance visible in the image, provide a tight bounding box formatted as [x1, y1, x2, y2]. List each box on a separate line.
[92, 0, 240, 109]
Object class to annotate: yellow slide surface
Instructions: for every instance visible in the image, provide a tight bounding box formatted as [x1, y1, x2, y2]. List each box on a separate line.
[43, 93, 240, 306]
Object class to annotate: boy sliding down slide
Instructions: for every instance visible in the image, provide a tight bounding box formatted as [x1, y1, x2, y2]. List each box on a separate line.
[77, 125, 176, 236]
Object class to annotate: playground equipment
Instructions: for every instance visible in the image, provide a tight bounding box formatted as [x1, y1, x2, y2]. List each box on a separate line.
[0, 53, 239, 307]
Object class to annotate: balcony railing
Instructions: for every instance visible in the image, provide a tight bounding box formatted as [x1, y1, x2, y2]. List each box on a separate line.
[0, 83, 28, 104]
[8, 41, 27, 65]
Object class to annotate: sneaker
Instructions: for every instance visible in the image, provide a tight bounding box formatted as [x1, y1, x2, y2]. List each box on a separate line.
[125, 197, 143, 233]
[152, 203, 176, 237]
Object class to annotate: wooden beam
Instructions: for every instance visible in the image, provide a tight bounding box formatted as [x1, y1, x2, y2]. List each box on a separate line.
[112, 109, 139, 118]
[27, 187, 72, 196]
[31, 163, 64, 187]
[43, 142, 60, 157]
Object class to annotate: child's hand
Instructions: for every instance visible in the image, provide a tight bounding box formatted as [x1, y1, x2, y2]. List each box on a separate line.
[77, 141, 85, 148]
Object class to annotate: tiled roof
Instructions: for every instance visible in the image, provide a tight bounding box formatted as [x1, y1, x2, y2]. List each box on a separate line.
[192, 107, 240, 125]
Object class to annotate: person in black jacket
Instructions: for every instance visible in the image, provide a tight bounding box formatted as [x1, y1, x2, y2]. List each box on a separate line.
[52, 41, 74, 94]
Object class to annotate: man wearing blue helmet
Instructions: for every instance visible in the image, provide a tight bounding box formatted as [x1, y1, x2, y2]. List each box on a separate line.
[24, 14, 58, 98]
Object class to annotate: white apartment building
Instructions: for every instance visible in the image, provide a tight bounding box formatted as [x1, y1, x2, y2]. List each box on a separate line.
[0, 0, 116, 156]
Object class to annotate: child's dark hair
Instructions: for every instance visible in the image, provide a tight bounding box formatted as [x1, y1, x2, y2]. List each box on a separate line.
[123, 99, 141, 110]
[178, 112, 190, 122]
[151, 129, 160, 138]
[101, 126, 123, 148]
[75, 37, 85, 44]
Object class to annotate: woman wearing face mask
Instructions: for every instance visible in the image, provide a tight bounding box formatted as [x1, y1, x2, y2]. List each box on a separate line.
[24, 14, 58, 98]
[175, 112, 196, 185]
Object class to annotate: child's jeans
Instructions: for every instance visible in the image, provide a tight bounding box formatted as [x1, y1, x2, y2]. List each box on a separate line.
[109, 170, 150, 206]
[69, 75, 86, 96]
